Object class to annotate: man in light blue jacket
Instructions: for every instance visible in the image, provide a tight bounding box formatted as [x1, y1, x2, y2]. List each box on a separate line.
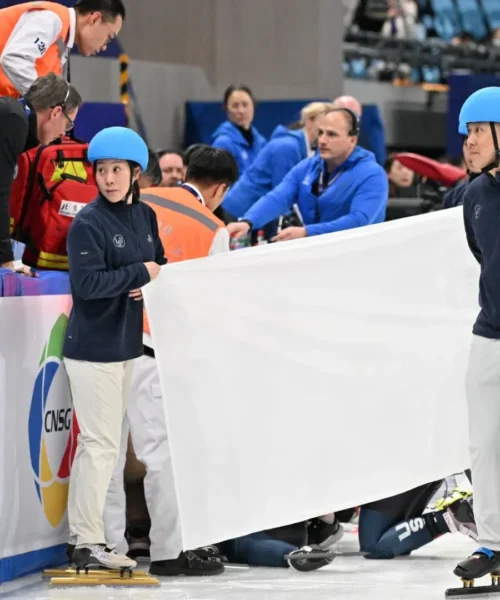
[227, 108, 388, 242]
[222, 102, 333, 218]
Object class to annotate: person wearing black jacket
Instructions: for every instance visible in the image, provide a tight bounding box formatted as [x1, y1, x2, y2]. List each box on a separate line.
[0, 72, 82, 269]
[453, 86, 500, 583]
[63, 126, 166, 572]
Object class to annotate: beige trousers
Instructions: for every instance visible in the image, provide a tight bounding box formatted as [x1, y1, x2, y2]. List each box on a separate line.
[466, 335, 500, 550]
[64, 358, 134, 546]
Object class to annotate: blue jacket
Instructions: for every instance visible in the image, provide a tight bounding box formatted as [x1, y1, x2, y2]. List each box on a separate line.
[212, 120, 266, 175]
[63, 196, 166, 363]
[223, 125, 308, 218]
[463, 173, 500, 339]
[243, 146, 388, 237]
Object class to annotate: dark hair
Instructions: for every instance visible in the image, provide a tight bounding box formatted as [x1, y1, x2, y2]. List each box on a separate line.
[74, 0, 126, 21]
[186, 147, 239, 187]
[384, 154, 397, 174]
[223, 84, 255, 109]
[141, 150, 162, 186]
[184, 144, 211, 166]
[25, 73, 82, 112]
[156, 148, 186, 165]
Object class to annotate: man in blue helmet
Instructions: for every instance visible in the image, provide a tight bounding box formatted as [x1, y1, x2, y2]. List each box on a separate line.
[63, 126, 166, 572]
[452, 86, 500, 584]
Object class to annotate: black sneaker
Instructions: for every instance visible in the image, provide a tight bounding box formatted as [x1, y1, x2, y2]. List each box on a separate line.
[149, 551, 225, 576]
[307, 518, 344, 549]
[192, 545, 224, 562]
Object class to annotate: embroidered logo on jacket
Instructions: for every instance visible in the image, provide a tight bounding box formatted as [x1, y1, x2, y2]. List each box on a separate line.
[113, 235, 125, 248]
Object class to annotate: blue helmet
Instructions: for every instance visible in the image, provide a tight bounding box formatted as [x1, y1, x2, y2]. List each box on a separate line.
[458, 87, 500, 134]
[88, 127, 149, 171]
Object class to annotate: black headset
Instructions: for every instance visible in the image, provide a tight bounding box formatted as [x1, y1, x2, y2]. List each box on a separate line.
[329, 107, 361, 137]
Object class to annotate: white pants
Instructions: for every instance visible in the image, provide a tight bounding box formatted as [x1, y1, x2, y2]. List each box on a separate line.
[64, 358, 133, 546]
[103, 355, 182, 561]
[466, 335, 500, 550]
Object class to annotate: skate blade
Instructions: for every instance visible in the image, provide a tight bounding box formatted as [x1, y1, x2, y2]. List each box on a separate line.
[284, 551, 336, 561]
[49, 575, 159, 588]
[43, 568, 148, 580]
[446, 583, 500, 597]
[283, 550, 361, 561]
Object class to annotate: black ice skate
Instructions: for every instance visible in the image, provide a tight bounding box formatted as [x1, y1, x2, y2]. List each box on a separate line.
[442, 494, 477, 541]
[307, 517, 344, 549]
[149, 550, 225, 577]
[285, 546, 335, 572]
[446, 548, 500, 597]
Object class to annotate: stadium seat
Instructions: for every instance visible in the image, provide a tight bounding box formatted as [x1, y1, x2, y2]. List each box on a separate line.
[430, 0, 462, 39]
[482, 0, 500, 30]
[455, 0, 488, 40]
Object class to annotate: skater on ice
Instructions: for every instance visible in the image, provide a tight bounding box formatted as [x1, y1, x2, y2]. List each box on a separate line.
[447, 85, 500, 595]
[63, 126, 166, 573]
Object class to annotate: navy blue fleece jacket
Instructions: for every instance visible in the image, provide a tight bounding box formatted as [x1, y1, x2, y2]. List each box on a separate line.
[63, 195, 166, 362]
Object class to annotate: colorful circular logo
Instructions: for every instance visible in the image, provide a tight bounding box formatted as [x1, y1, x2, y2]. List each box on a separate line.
[28, 314, 78, 528]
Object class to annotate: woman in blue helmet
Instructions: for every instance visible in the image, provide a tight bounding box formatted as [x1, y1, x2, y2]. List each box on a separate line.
[63, 126, 167, 571]
[452, 86, 500, 586]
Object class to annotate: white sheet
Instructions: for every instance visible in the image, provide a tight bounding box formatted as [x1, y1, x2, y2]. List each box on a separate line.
[144, 208, 479, 550]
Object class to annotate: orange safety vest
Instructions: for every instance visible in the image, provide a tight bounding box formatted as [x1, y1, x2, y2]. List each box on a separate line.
[0, 2, 71, 98]
[141, 186, 226, 336]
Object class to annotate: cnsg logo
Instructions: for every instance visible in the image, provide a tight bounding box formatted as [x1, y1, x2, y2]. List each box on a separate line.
[28, 314, 78, 528]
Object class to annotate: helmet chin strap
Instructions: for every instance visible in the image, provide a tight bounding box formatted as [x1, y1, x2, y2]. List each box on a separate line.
[118, 173, 135, 204]
[481, 123, 500, 174]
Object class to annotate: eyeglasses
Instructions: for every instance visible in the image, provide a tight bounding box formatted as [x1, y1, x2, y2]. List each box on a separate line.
[61, 106, 74, 132]
[51, 84, 74, 131]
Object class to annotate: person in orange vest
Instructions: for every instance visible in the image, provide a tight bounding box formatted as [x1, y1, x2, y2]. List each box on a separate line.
[0, 0, 125, 99]
[103, 146, 239, 577]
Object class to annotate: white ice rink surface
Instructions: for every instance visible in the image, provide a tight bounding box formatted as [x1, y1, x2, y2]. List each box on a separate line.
[0, 529, 478, 600]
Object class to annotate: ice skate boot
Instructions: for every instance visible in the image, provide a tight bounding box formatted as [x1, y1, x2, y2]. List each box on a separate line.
[434, 488, 472, 512]
[442, 493, 477, 541]
[308, 517, 344, 549]
[285, 546, 335, 572]
[446, 548, 500, 597]
[73, 544, 137, 577]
